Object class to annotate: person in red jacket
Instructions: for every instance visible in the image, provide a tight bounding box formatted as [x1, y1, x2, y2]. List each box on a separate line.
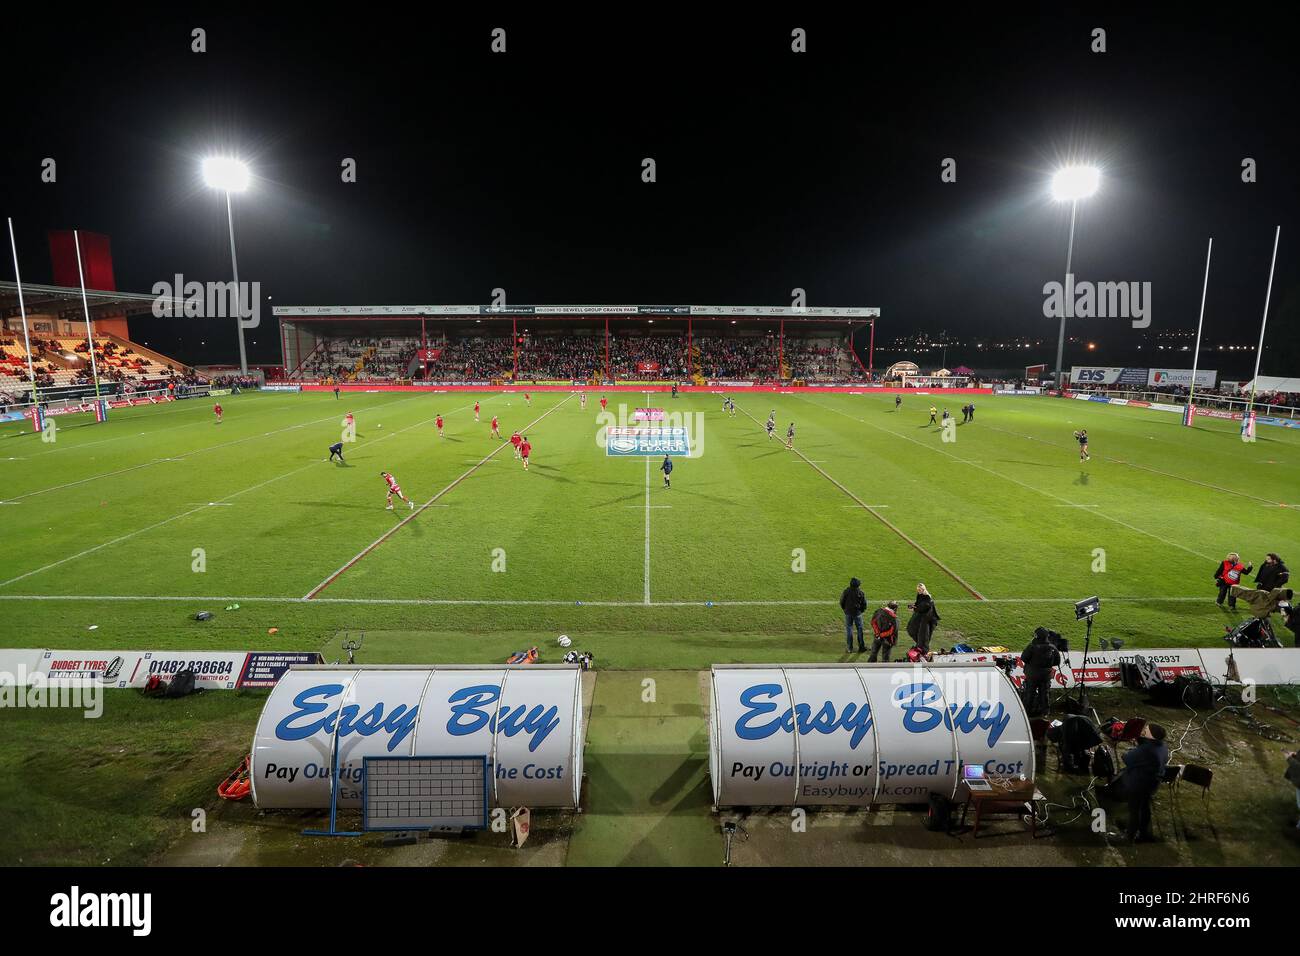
[524, 392, 531, 407]
[1215, 552, 1252, 609]
[213, 402, 223, 423]
[599, 395, 608, 412]
[436, 414, 444, 437]
[520, 436, 532, 470]
[490, 415, 500, 439]
[510, 430, 522, 458]
[474, 401, 481, 422]
[868, 601, 900, 662]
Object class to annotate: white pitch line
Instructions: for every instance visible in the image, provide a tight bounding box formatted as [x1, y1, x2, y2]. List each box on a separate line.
[5, 393, 428, 503]
[0, 402, 472, 589]
[737, 403, 985, 600]
[978, 420, 1289, 506]
[798, 396, 1217, 562]
[304, 395, 573, 599]
[644, 455, 652, 605]
[0, 460, 321, 589]
[0, 594, 1218, 607]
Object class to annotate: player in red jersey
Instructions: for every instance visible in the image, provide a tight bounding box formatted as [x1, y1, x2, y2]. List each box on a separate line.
[213, 402, 223, 423]
[436, 414, 444, 437]
[490, 416, 500, 439]
[599, 395, 608, 412]
[474, 401, 481, 422]
[524, 392, 531, 407]
[510, 430, 522, 458]
[520, 436, 532, 470]
[381, 471, 413, 510]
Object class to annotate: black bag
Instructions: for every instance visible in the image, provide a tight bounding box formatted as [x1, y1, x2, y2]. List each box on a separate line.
[1091, 746, 1116, 779]
[164, 668, 197, 698]
[1175, 675, 1215, 709]
[924, 793, 952, 831]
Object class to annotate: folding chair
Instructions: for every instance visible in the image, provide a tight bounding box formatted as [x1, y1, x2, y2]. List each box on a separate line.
[1178, 765, 1213, 805]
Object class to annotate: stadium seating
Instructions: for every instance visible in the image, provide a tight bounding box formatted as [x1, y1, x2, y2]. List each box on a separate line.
[0, 334, 198, 401]
[289, 330, 867, 383]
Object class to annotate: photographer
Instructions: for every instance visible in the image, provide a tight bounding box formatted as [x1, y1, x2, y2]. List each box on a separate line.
[868, 601, 900, 662]
[1019, 627, 1061, 717]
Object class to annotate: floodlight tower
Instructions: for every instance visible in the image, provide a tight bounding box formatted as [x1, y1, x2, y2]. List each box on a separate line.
[1050, 165, 1101, 389]
[202, 157, 252, 375]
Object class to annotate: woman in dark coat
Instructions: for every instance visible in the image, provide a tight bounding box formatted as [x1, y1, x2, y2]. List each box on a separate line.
[906, 583, 940, 653]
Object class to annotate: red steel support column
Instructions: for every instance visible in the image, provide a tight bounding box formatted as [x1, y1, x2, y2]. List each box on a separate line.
[868, 320, 875, 378]
[779, 320, 784, 381]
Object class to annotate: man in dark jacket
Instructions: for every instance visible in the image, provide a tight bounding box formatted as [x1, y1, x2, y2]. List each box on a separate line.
[839, 577, 868, 652]
[1120, 724, 1169, 842]
[906, 584, 940, 654]
[1256, 553, 1290, 592]
[868, 601, 899, 662]
[1019, 628, 1061, 717]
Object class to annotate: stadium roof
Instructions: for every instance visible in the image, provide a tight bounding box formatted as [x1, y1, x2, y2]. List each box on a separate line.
[272, 304, 879, 320]
[0, 280, 158, 321]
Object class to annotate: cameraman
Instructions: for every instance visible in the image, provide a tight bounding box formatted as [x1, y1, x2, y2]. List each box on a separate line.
[1019, 627, 1061, 717]
[1119, 724, 1169, 843]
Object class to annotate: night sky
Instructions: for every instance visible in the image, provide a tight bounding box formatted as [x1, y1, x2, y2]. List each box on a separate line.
[4, 9, 1296, 373]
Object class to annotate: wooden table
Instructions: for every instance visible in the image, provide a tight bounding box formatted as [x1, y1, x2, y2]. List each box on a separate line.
[957, 780, 1044, 837]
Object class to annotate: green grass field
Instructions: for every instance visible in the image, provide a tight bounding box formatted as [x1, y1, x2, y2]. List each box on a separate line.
[4, 388, 1299, 867]
[2, 388, 1297, 658]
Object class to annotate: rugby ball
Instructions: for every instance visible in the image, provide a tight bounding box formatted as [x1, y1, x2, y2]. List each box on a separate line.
[557, 635, 572, 647]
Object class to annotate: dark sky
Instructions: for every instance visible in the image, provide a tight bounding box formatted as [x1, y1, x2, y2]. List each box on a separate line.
[3, 9, 1296, 371]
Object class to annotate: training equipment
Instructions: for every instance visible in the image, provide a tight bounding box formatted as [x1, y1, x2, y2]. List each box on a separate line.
[708, 662, 1033, 807]
[557, 635, 572, 647]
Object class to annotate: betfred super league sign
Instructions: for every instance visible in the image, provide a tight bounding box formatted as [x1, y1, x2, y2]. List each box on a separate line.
[605, 426, 690, 456]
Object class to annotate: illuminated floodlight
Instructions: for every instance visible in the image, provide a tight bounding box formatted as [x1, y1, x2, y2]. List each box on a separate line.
[202, 157, 251, 192]
[1050, 165, 1100, 202]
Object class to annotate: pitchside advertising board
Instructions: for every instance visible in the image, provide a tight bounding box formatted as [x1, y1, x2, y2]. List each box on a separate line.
[250, 665, 585, 810]
[708, 663, 1034, 807]
[28, 650, 323, 689]
[930, 649, 1208, 689]
[1070, 366, 1217, 388]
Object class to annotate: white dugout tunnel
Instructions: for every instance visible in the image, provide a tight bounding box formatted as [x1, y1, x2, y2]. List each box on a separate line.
[709, 662, 1035, 807]
[250, 664, 584, 810]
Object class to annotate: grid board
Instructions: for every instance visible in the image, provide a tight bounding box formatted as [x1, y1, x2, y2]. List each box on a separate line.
[362, 755, 489, 831]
